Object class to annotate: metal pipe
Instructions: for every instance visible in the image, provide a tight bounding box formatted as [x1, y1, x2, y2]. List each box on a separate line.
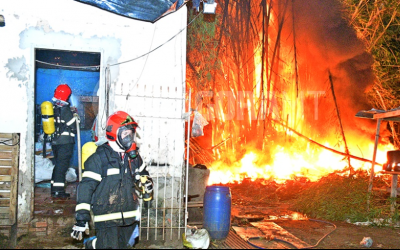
[391, 174, 398, 216]
[155, 171, 159, 240]
[146, 113, 150, 241]
[115, 93, 185, 100]
[74, 113, 82, 182]
[368, 118, 382, 211]
[127, 115, 185, 120]
[140, 227, 186, 229]
[178, 85, 186, 239]
[163, 150, 167, 240]
[178, 162, 183, 239]
[185, 89, 191, 230]
[155, 99, 161, 241]
[140, 207, 186, 210]
[147, 201, 150, 240]
[105, 66, 110, 118]
[171, 160, 174, 240]
[139, 198, 142, 240]
[162, 208, 166, 240]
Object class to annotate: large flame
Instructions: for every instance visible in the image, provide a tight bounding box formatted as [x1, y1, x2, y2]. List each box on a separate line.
[208, 138, 394, 185]
[186, 0, 393, 185]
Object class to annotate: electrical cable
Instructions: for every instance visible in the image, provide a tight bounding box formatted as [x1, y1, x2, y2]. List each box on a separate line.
[109, 9, 204, 67]
[124, 22, 158, 105]
[246, 219, 337, 249]
[35, 60, 100, 70]
[34, 5, 203, 133]
[34, 11, 203, 70]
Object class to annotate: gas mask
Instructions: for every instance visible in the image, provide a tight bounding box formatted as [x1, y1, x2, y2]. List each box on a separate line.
[117, 125, 138, 158]
[52, 97, 69, 107]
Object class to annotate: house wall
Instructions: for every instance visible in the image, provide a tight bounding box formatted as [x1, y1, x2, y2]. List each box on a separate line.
[0, 0, 187, 224]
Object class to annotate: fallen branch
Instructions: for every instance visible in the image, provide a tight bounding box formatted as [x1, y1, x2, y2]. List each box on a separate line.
[272, 118, 383, 166]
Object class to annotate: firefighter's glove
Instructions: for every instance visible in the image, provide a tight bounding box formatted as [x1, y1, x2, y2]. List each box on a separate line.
[141, 176, 154, 199]
[71, 221, 89, 241]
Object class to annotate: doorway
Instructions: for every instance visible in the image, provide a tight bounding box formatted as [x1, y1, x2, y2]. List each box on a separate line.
[34, 48, 100, 211]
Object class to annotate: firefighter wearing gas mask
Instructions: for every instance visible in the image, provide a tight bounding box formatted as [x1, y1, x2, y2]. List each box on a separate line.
[72, 111, 153, 249]
[50, 84, 77, 199]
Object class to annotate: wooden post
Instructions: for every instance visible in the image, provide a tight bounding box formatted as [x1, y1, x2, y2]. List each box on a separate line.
[391, 174, 398, 216]
[368, 118, 382, 210]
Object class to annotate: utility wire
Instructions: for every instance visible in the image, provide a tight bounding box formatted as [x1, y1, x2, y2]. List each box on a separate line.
[34, 8, 200, 71]
[109, 9, 204, 67]
[35, 7, 204, 130]
[35, 60, 100, 70]
[125, 22, 158, 104]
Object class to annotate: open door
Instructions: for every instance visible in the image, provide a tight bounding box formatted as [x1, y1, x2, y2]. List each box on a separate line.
[34, 48, 100, 210]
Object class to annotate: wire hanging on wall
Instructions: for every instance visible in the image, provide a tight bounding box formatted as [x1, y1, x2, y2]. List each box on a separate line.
[35, 60, 100, 70]
[109, 9, 204, 67]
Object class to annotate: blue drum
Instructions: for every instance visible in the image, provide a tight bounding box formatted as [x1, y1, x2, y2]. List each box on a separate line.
[203, 186, 231, 240]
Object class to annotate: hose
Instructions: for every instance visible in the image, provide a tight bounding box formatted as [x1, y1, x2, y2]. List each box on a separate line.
[246, 219, 337, 249]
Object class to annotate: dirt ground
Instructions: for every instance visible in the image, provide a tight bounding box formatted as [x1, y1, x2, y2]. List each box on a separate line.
[228, 180, 400, 250]
[229, 203, 400, 249]
[2, 180, 400, 249]
[275, 220, 400, 249]
[4, 208, 399, 249]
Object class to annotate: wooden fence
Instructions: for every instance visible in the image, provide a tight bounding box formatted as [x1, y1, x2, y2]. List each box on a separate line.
[0, 133, 19, 226]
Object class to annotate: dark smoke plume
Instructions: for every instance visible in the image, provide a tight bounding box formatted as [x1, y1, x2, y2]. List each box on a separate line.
[288, 0, 377, 139]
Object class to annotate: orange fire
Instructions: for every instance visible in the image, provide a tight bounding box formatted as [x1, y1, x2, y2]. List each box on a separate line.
[208, 138, 394, 185]
[187, 0, 393, 186]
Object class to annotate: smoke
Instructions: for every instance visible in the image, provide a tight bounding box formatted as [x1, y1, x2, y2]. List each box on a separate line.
[286, 0, 378, 138]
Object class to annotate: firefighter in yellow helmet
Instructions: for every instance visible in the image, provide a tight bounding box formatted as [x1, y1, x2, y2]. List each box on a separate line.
[72, 111, 153, 249]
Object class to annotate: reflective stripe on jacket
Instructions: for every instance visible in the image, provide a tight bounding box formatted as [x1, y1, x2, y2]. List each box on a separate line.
[75, 144, 140, 229]
[51, 105, 76, 145]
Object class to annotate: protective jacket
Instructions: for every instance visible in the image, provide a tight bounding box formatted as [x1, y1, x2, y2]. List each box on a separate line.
[51, 105, 76, 145]
[75, 143, 141, 229]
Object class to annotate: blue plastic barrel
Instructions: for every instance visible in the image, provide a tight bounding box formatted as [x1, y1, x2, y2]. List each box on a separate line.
[203, 185, 232, 240]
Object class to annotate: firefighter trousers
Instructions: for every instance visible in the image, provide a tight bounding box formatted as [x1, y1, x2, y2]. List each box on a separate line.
[84, 224, 137, 249]
[51, 143, 74, 193]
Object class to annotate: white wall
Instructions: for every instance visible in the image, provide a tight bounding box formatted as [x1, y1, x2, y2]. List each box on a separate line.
[0, 0, 187, 223]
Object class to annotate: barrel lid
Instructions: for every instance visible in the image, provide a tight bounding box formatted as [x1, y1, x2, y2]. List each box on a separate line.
[206, 185, 230, 192]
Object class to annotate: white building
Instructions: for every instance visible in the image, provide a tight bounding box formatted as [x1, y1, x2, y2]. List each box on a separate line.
[0, 0, 189, 240]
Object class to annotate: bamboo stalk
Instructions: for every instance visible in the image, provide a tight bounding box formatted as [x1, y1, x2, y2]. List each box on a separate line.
[291, 0, 299, 98]
[328, 70, 353, 174]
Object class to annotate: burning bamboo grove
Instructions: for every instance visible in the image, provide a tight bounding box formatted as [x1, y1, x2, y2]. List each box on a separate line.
[186, 0, 398, 184]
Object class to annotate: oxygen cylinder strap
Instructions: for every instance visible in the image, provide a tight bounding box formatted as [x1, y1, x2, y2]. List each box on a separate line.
[43, 134, 48, 158]
[42, 115, 54, 119]
[66, 117, 76, 126]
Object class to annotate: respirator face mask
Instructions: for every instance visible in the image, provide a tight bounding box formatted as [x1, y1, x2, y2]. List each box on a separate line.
[52, 97, 69, 107]
[117, 125, 138, 158]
